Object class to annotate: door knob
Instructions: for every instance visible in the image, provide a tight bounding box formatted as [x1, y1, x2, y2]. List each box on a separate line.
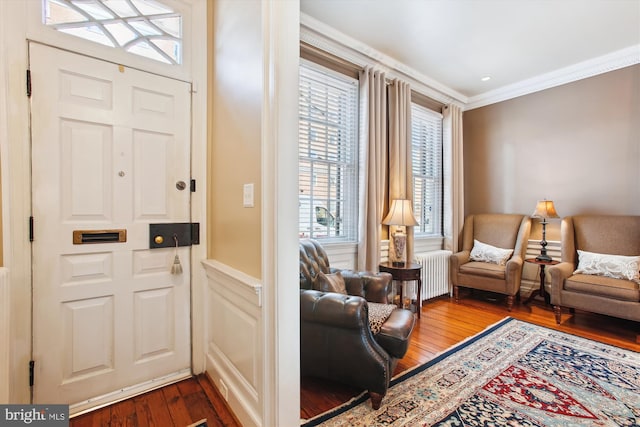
[154, 235, 164, 244]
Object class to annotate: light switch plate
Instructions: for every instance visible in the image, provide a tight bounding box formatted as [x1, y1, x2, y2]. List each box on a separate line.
[243, 183, 254, 207]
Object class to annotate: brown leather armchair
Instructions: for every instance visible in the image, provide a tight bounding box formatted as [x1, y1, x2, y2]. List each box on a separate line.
[450, 213, 531, 311]
[300, 239, 415, 410]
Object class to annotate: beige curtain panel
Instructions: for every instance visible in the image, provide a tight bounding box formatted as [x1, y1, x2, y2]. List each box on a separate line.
[388, 79, 415, 264]
[357, 67, 387, 272]
[443, 103, 464, 253]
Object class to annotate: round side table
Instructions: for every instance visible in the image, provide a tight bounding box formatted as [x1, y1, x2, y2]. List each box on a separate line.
[524, 258, 559, 305]
[379, 262, 422, 318]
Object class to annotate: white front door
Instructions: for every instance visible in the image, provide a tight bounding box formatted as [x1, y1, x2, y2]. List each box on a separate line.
[30, 43, 192, 413]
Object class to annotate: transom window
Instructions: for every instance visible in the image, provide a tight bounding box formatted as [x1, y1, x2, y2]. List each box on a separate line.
[298, 60, 359, 241]
[43, 0, 182, 65]
[412, 103, 443, 236]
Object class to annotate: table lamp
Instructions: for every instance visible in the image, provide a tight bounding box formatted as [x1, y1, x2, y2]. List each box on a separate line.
[382, 199, 419, 266]
[532, 199, 559, 262]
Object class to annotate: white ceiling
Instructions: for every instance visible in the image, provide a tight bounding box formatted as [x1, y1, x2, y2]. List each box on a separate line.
[300, 0, 640, 105]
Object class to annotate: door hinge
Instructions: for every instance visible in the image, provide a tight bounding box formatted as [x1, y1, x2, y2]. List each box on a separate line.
[29, 216, 34, 242]
[190, 179, 196, 192]
[26, 69, 31, 98]
[29, 360, 35, 387]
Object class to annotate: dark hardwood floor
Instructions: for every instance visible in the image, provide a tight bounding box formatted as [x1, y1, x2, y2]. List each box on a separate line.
[70, 291, 639, 426]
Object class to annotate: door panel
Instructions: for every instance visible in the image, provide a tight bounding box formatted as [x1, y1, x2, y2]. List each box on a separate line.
[30, 43, 192, 410]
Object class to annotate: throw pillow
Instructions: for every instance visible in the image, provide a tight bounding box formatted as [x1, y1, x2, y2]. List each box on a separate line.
[574, 250, 640, 283]
[470, 239, 514, 265]
[313, 271, 347, 294]
[367, 303, 397, 335]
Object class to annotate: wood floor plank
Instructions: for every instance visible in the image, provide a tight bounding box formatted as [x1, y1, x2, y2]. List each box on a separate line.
[197, 374, 242, 427]
[162, 382, 194, 427]
[109, 398, 138, 426]
[132, 387, 172, 427]
[177, 378, 222, 427]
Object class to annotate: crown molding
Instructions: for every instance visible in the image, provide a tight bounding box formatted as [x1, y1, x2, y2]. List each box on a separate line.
[300, 13, 467, 107]
[464, 44, 640, 110]
[301, 13, 639, 111]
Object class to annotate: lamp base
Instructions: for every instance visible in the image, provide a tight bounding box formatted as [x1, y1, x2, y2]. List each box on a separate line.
[390, 230, 407, 266]
[535, 254, 553, 263]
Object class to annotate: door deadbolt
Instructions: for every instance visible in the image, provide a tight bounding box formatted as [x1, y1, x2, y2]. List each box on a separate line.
[176, 181, 186, 191]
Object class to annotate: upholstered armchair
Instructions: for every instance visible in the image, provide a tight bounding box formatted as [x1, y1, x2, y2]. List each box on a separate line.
[547, 215, 640, 326]
[299, 239, 415, 410]
[450, 213, 532, 311]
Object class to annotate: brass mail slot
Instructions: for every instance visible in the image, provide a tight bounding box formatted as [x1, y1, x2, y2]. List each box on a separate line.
[73, 229, 127, 244]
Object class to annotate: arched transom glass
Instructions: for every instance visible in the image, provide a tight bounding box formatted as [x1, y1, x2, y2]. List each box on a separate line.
[43, 0, 182, 65]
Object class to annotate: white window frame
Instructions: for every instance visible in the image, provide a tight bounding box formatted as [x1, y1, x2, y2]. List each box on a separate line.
[298, 59, 359, 243]
[411, 103, 443, 237]
[25, 0, 193, 81]
[42, 0, 183, 65]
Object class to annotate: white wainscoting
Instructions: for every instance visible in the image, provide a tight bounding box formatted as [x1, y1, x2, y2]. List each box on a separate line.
[202, 260, 263, 427]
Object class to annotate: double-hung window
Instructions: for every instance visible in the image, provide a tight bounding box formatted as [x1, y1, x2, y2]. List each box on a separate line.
[411, 103, 443, 236]
[298, 60, 359, 241]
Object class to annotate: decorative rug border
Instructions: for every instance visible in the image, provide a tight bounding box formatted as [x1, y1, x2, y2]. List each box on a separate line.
[300, 316, 516, 426]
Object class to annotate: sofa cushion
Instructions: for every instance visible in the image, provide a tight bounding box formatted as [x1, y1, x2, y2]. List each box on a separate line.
[460, 261, 506, 280]
[367, 302, 397, 335]
[574, 250, 640, 284]
[565, 274, 640, 302]
[470, 239, 513, 265]
[313, 271, 347, 295]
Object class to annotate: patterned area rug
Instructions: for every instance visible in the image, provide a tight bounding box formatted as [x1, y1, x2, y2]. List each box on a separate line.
[301, 317, 639, 426]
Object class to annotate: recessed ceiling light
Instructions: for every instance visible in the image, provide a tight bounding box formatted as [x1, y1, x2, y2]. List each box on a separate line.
[481, 76, 491, 82]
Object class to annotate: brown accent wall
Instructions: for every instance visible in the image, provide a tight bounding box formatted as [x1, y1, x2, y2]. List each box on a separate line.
[463, 65, 640, 240]
[208, 0, 263, 278]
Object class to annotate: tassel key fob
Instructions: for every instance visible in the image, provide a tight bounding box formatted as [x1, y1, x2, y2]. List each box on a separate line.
[171, 234, 183, 275]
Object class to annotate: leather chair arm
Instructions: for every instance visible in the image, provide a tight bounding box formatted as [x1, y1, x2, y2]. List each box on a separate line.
[300, 289, 369, 329]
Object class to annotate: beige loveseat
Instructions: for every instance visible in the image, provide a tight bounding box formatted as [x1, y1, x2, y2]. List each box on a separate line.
[548, 215, 640, 328]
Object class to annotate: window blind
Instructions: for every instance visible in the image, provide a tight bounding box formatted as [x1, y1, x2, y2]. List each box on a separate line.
[411, 103, 443, 236]
[298, 60, 359, 241]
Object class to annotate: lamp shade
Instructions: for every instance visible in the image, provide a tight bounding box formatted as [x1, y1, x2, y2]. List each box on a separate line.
[532, 200, 559, 219]
[382, 199, 419, 226]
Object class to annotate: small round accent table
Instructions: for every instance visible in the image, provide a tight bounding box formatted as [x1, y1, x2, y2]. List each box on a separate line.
[379, 262, 422, 318]
[524, 258, 559, 305]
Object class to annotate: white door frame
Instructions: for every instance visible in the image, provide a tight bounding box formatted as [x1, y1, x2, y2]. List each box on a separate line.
[0, 0, 208, 405]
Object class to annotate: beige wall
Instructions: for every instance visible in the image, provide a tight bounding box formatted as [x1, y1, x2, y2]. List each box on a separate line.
[208, 0, 263, 278]
[463, 65, 640, 240]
